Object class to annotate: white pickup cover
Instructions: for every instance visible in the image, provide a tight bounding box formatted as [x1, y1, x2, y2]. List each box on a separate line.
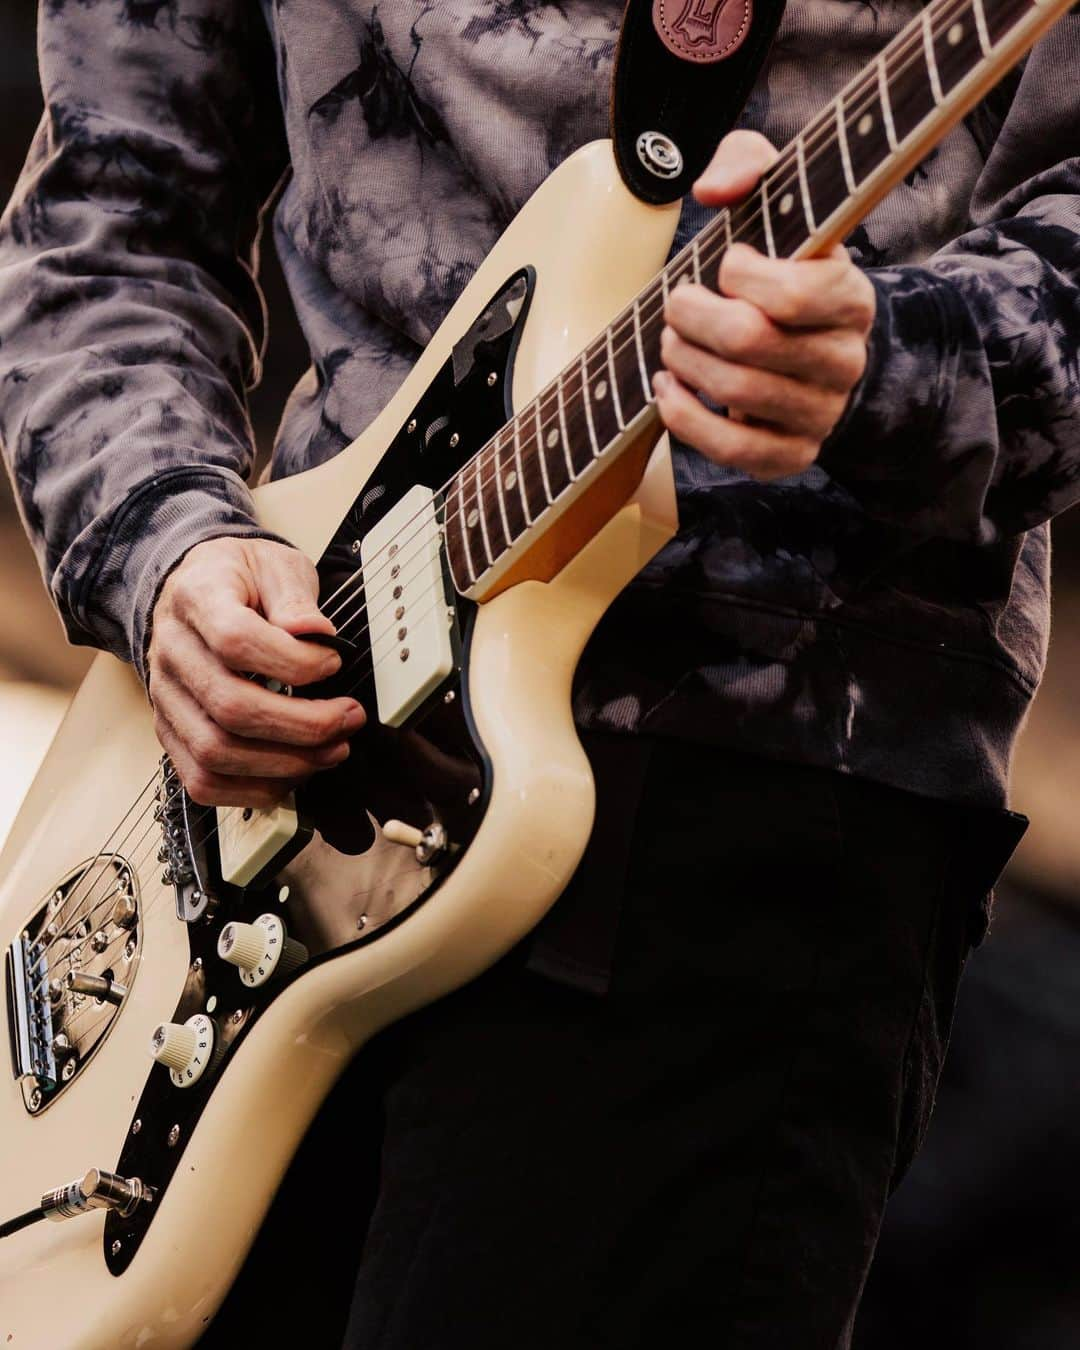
[361, 483, 455, 728]
[217, 797, 300, 889]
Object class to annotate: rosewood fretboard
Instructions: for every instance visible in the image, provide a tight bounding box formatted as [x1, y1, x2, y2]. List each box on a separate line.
[443, 0, 1058, 596]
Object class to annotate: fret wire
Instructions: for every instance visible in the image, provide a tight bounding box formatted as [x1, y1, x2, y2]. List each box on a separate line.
[723, 209, 733, 251]
[472, 452, 494, 565]
[972, 0, 992, 53]
[579, 351, 600, 457]
[453, 473, 477, 586]
[445, 0, 1027, 553]
[922, 7, 945, 102]
[512, 415, 533, 525]
[533, 399, 555, 503]
[760, 177, 777, 257]
[555, 377, 576, 479]
[795, 135, 816, 231]
[835, 98, 856, 193]
[660, 266, 670, 303]
[877, 55, 899, 149]
[632, 298, 651, 400]
[691, 236, 702, 284]
[605, 326, 626, 430]
[493, 432, 514, 543]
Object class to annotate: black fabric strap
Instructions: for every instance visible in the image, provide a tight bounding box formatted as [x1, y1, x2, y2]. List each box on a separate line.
[611, 0, 788, 205]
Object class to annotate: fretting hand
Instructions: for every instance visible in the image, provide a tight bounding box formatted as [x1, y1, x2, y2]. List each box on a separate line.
[654, 130, 876, 480]
[148, 537, 366, 807]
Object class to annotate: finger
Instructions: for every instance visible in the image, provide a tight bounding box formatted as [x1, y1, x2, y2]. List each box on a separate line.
[693, 130, 780, 207]
[664, 284, 869, 390]
[719, 243, 877, 332]
[653, 370, 819, 481]
[157, 624, 367, 746]
[659, 326, 845, 439]
[182, 598, 344, 686]
[153, 672, 353, 780]
[152, 710, 300, 810]
[252, 543, 336, 638]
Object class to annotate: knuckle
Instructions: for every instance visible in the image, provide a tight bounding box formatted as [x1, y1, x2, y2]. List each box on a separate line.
[189, 727, 228, 773]
[214, 621, 253, 668]
[728, 305, 770, 359]
[209, 686, 249, 732]
[185, 770, 217, 807]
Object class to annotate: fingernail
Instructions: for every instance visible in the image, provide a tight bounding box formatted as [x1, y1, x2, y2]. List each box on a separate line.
[341, 703, 367, 731]
[320, 652, 342, 677]
[317, 742, 350, 765]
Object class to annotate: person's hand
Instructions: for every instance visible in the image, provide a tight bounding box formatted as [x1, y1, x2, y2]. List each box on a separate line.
[148, 537, 366, 807]
[654, 130, 876, 481]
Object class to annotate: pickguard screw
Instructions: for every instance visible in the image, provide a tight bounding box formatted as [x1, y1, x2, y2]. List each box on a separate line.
[232, 1010, 244, 1025]
[407, 418, 417, 434]
[125, 938, 137, 961]
[443, 690, 456, 704]
[356, 915, 368, 931]
[192, 957, 202, 971]
[487, 372, 498, 387]
[351, 539, 361, 554]
[167, 1124, 181, 1148]
[111, 1240, 122, 1257]
[449, 433, 460, 448]
[132, 1118, 142, 1135]
[242, 807, 253, 821]
[468, 788, 480, 805]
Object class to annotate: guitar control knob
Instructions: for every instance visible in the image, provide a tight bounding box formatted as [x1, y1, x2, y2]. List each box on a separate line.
[149, 1013, 214, 1088]
[217, 914, 308, 988]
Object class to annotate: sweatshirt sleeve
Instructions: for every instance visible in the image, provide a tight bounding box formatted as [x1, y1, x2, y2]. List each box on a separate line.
[0, 0, 289, 681]
[817, 23, 1080, 545]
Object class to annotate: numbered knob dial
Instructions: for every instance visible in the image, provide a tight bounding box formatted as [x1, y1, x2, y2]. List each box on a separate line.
[217, 914, 308, 988]
[150, 1013, 215, 1088]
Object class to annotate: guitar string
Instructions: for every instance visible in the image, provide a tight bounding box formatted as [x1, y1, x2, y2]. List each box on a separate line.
[318, 0, 985, 626]
[22, 0, 990, 988]
[23, 0, 987, 990]
[25, 573, 476, 1002]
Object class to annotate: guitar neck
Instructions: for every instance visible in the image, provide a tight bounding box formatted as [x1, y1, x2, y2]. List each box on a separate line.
[445, 0, 1070, 599]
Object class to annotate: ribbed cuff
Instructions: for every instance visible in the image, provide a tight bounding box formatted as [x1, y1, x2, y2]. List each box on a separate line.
[61, 466, 292, 686]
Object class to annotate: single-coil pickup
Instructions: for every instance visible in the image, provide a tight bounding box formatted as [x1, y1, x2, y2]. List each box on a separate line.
[360, 484, 455, 727]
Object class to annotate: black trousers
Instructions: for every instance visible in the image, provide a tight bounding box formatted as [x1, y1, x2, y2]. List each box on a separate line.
[203, 743, 988, 1349]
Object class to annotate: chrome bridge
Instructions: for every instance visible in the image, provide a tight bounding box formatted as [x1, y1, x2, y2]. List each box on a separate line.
[6, 855, 141, 1114]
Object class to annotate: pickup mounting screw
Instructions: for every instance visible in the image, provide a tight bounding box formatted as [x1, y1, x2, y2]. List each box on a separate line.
[112, 1240, 122, 1257]
[28, 1088, 42, 1112]
[132, 1118, 142, 1136]
[449, 433, 460, 448]
[232, 1009, 244, 1025]
[356, 915, 368, 931]
[399, 648, 410, 662]
[61, 1059, 76, 1082]
[443, 690, 456, 704]
[351, 539, 361, 554]
[407, 418, 417, 434]
[192, 957, 202, 971]
[487, 372, 498, 387]
[167, 1125, 180, 1148]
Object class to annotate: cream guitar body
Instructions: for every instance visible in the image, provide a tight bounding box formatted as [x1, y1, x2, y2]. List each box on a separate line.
[0, 141, 680, 1349]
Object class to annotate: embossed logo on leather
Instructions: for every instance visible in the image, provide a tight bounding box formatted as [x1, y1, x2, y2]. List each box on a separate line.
[651, 0, 754, 63]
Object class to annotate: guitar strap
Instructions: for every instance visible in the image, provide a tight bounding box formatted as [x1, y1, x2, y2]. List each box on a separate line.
[611, 0, 788, 206]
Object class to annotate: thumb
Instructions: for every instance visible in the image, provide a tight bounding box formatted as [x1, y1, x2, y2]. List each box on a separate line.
[252, 541, 336, 637]
[694, 130, 780, 207]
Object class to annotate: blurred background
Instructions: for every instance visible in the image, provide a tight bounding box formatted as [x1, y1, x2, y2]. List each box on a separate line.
[2, 11, 1079, 1347]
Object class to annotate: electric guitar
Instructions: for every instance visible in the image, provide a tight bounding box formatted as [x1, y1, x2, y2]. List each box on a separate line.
[0, 0, 1070, 1341]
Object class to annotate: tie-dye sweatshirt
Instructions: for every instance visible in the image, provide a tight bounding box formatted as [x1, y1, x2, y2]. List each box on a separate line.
[1, 0, 1079, 809]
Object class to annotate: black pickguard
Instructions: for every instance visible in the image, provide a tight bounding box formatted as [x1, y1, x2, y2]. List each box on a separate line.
[103, 269, 535, 1273]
